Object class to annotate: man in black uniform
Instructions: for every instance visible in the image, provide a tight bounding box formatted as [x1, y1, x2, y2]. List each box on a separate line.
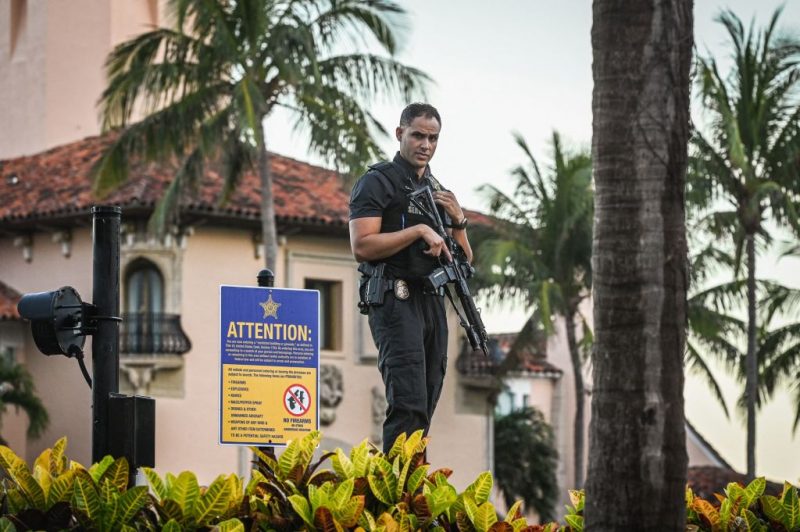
[349, 103, 473, 452]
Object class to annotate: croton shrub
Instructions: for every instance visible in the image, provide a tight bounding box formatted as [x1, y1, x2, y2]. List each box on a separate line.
[0, 432, 796, 531]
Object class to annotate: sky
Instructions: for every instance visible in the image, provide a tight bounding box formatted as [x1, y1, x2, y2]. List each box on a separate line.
[264, 2, 800, 482]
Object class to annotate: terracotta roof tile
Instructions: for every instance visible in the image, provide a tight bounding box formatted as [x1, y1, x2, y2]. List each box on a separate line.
[456, 331, 563, 379]
[687, 466, 784, 502]
[0, 281, 21, 321]
[0, 134, 351, 228]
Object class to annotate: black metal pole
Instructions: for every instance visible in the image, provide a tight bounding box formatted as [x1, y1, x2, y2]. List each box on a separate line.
[257, 269, 275, 288]
[256, 269, 275, 461]
[91, 206, 121, 463]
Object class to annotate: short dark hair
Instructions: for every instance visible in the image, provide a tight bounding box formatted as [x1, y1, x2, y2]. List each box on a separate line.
[399, 103, 441, 127]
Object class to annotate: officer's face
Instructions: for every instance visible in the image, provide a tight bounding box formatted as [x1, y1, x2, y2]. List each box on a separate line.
[396, 115, 441, 176]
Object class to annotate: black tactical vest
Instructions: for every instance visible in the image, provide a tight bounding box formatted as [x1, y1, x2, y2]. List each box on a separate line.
[368, 161, 448, 279]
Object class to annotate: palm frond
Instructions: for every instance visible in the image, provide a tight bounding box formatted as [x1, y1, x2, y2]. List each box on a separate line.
[0, 360, 49, 439]
[686, 341, 731, 418]
[318, 54, 430, 105]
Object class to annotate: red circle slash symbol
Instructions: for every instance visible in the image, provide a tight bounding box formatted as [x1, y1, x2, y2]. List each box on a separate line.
[283, 384, 311, 416]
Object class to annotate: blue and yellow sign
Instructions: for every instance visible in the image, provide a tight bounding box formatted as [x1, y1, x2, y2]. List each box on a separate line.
[219, 285, 319, 446]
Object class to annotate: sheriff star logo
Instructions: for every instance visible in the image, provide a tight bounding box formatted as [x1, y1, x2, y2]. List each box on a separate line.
[259, 293, 281, 319]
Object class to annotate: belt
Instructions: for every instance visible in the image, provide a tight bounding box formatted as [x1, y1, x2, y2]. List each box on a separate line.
[389, 278, 444, 297]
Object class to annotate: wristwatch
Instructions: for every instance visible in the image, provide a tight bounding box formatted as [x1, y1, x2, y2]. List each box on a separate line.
[451, 216, 468, 230]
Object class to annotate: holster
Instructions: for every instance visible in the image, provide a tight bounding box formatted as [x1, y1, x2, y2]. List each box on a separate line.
[358, 262, 388, 315]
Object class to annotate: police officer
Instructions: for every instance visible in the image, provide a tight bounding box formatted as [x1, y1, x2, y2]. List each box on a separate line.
[349, 103, 472, 452]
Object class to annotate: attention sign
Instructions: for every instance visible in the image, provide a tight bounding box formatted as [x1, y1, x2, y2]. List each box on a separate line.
[219, 285, 319, 446]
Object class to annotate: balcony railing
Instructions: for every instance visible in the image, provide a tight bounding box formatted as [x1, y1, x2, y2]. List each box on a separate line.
[120, 313, 191, 355]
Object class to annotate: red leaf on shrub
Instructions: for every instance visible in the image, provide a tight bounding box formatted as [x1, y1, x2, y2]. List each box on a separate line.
[313, 507, 339, 532]
[353, 477, 369, 496]
[427, 468, 453, 481]
[412, 493, 432, 521]
[488, 522, 513, 532]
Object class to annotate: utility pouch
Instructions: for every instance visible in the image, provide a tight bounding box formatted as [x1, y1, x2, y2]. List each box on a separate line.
[358, 262, 387, 314]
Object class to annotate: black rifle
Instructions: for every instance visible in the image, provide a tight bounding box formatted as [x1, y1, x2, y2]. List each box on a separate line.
[407, 186, 490, 356]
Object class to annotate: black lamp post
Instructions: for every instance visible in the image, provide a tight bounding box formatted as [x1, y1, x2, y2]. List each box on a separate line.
[17, 206, 154, 473]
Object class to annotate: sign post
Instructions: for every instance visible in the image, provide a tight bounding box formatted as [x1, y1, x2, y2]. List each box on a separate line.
[219, 285, 319, 446]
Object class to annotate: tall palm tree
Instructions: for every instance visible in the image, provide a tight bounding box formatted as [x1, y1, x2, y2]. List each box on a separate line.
[689, 7, 800, 479]
[686, 226, 800, 429]
[0, 359, 48, 446]
[587, 0, 692, 527]
[95, 0, 429, 270]
[477, 131, 592, 488]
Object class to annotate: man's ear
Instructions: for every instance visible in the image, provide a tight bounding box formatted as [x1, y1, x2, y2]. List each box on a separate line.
[395, 126, 403, 142]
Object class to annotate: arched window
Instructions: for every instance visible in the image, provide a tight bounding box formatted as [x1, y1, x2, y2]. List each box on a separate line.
[125, 259, 164, 315]
[124, 259, 164, 353]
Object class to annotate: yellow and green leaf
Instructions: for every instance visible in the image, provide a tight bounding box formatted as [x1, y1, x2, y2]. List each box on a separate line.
[743, 477, 766, 508]
[89, 456, 114, 483]
[99, 458, 129, 492]
[118, 486, 149, 523]
[473, 502, 498, 532]
[289, 494, 314, 528]
[466, 472, 493, 505]
[216, 518, 245, 532]
[73, 474, 102, 522]
[332, 448, 354, 480]
[194, 476, 233, 524]
[47, 470, 76, 507]
[407, 464, 429, 494]
[169, 471, 200, 516]
[143, 467, 168, 500]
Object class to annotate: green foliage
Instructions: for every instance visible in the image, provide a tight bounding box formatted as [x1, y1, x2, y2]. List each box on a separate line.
[95, 0, 430, 236]
[23, 432, 800, 530]
[686, 477, 800, 531]
[0, 438, 148, 530]
[142, 469, 244, 530]
[475, 131, 593, 489]
[475, 131, 593, 323]
[494, 407, 559, 521]
[688, 6, 800, 473]
[0, 358, 49, 443]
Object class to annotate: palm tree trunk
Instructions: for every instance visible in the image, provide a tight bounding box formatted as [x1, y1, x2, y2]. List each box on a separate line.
[745, 232, 757, 480]
[258, 139, 279, 271]
[565, 308, 585, 488]
[587, 0, 692, 528]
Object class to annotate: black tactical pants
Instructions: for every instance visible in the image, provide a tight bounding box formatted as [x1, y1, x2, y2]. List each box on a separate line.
[368, 283, 448, 453]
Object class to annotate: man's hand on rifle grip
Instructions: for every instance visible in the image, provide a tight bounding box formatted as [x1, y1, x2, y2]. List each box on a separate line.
[419, 225, 453, 262]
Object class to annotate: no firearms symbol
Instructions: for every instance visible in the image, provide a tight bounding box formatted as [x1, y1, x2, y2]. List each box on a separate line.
[283, 384, 310, 417]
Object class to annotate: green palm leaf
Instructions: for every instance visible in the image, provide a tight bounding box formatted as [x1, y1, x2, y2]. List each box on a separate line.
[95, 0, 430, 265]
